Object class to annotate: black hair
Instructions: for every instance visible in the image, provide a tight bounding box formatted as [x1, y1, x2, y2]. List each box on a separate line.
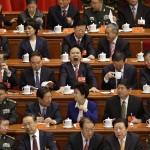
[36, 87, 50, 99]
[29, 51, 42, 61]
[26, 0, 37, 5]
[112, 51, 126, 62]
[79, 117, 95, 129]
[74, 83, 89, 98]
[69, 45, 83, 55]
[117, 79, 131, 89]
[144, 50, 150, 57]
[112, 118, 128, 128]
[0, 82, 8, 91]
[0, 117, 9, 124]
[23, 113, 37, 121]
[24, 19, 39, 34]
[75, 19, 87, 27]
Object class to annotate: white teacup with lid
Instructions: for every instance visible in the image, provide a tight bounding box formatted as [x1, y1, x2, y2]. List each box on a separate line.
[146, 119, 150, 127]
[63, 118, 72, 128]
[136, 52, 144, 61]
[64, 85, 71, 94]
[143, 84, 150, 93]
[61, 52, 69, 62]
[115, 72, 122, 79]
[103, 117, 112, 128]
[16, 24, 24, 33]
[22, 85, 31, 94]
[89, 23, 96, 32]
[122, 23, 130, 31]
[98, 52, 106, 61]
[22, 53, 29, 62]
[54, 25, 62, 33]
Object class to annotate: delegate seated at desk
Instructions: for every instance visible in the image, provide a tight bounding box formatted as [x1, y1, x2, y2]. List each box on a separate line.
[46, 0, 80, 30]
[104, 118, 144, 150]
[62, 19, 96, 60]
[66, 117, 104, 150]
[18, 19, 50, 59]
[57, 45, 99, 93]
[19, 51, 58, 90]
[67, 83, 98, 123]
[97, 23, 131, 58]
[25, 87, 62, 125]
[103, 79, 146, 124]
[102, 51, 137, 90]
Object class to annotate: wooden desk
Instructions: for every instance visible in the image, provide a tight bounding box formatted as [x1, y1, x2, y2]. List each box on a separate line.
[8, 123, 150, 150]
[7, 90, 150, 123]
[1, 29, 150, 58]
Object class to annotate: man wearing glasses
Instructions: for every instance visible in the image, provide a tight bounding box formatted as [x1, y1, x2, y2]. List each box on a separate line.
[102, 79, 146, 124]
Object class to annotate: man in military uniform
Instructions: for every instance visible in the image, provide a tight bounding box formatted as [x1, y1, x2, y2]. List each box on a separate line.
[0, 83, 18, 125]
[83, 0, 116, 28]
[0, 117, 16, 150]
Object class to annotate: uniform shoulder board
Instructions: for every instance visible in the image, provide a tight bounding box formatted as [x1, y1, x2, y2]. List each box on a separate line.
[106, 5, 114, 10]
[7, 99, 16, 103]
[6, 135, 15, 139]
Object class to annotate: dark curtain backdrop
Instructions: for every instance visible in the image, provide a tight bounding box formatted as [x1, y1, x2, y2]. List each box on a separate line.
[0, 0, 82, 11]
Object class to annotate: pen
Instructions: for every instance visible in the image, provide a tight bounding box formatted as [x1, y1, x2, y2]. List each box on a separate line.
[38, 112, 42, 117]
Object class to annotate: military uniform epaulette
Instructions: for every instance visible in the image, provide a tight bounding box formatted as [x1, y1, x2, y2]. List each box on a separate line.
[5, 135, 15, 140]
[106, 5, 114, 10]
[6, 99, 16, 103]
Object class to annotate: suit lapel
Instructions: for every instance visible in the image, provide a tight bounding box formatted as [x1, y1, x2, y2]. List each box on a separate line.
[127, 5, 136, 24]
[76, 133, 83, 150]
[25, 134, 31, 150]
[29, 68, 35, 86]
[34, 101, 41, 116]
[70, 34, 77, 45]
[68, 63, 77, 81]
[56, 6, 64, 25]
[127, 95, 132, 117]
[35, 36, 41, 51]
[39, 131, 45, 149]
[123, 64, 128, 79]
[136, 4, 142, 21]
[125, 133, 130, 150]
[46, 105, 52, 118]
[78, 63, 85, 77]
[25, 38, 33, 52]
[113, 135, 120, 150]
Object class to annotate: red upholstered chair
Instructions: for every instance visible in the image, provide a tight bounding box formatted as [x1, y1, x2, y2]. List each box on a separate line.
[141, 41, 150, 53]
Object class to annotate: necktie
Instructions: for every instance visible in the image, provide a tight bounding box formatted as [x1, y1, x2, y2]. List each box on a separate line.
[35, 71, 40, 88]
[121, 101, 126, 119]
[77, 39, 81, 46]
[110, 42, 115, 57]
[74, 65, 78, 78]
[41, 107, 46, 118]
[0, 71, 2, 82]
[84, 139, 88, 150]
[132, 7, 136, 20]
[62, 9, 66, 19]
[120, 139, 125, 150]
[32, 135, 38, 150]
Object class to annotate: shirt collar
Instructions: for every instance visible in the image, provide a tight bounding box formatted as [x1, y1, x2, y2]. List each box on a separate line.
[120, 95, 129, 105]
[118, 135, 127, 145]
[112, 36, 118, 45]
[74, 34, 82, 42]
[33, 68, 41, 74]
[115, 65, 124, 73]
[29, 129, 39, 137]
[39, 103, 47, 112]
[130, 3, 138, 10]
[61, 4, 69, 13]
[75, 99, 88, 108]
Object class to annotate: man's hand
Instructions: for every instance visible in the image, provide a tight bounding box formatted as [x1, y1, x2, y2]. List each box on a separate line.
[89, 87, 99, 93]
[36, 117, 44, 123]
[10, 18, 17, 24]
[66, 17, 73, 24]
[78, 105, 88, 112]
[56, 87, 64, 94]
[1, 63, 10, 74]
[46, 81, 54, 88]
[87, 55, 95, 60]
[44, 117, 56, 124]
[105, 72, 115, 80]
[131, 117, 141, 124]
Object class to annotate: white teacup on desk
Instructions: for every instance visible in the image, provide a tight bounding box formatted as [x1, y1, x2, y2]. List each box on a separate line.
[122, 23, 130, 31]
[64, 85, 71, 93]
[143, 84, 150, 93]
[103, 118, 112, 128]
[146, 119, 150, 127]
[16, 24, 24, 33]
[22, 53, 29, 62]
[136, 52, 144, 61]
[115, 72, 122, 79]
[22, 85, 31, 94]
[98, 52, 106, 61]
[54, 25, 62, 33]
[63, 118, 72, 128]
[89, 23, 96, 32]
[61, 53, 69, 62]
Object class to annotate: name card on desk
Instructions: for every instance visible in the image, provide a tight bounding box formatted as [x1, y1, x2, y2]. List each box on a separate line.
[63, 28, 74, 34]
[132, 27, 144, 33]
[99, 25, 106, 33]
[36, 123, 46, 129]
[0, 29, 5, 34]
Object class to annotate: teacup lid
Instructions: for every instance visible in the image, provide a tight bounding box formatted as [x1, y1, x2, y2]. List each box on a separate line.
[19, 24, 24, 27]
[24, 85, 30, 88]
[56, 24, 62, 27]
[66, 118, 72, 121]
[125, 23, 129, 25]
[100, 52, 106, 55]
[90, 23, 96, 26]
[143, 84, 149, 87]
[65, 85, 71, 88]
[63, 52, 68, 55]
[105, 117, 112, 120]
[24, 53, 29, 56]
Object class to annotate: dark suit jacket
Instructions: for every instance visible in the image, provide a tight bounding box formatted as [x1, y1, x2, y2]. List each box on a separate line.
[62, 33, 96, 57]
[17, 9, 45, 28]
[102, 63, 137, 90]
[25, 101, 62, 124]
[19, 67, 58, 90]
[3, 67, 19, 89]
[97, 37, 131, 58]
[67, 100, 98, 123]
[104, 132, 144, 150]
[46, 5, 80, 29]
[66, 132, 104, 150]
[0, 13, 12, 27]
[17, 130, 58, 150]
[102, 95, 146, 122]
[140, 67, 150, 88]
[59, 62, 97, 88]
[18, 36, 50, 59]
[118, 3, 150, 28]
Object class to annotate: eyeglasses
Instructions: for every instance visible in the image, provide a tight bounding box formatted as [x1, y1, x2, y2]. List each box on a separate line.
[22, 122, 34, 127]
[114, 127, 125, 131]
[44, 95, 52, 99]
[117, 87, 127, 91]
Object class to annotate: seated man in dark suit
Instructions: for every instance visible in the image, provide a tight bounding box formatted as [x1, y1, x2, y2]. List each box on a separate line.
[0, 83, 18, 124]
[66, 117, 104, 150]
[18, 113, 58, 150]
[103, 79, 146, 124]
[97, 23, 131, 58]
[140, 50, 150, 88]
[102, 51, 137, 90]
[25, 87, 62, 125]
[46, 0, 80, 30]
[118, 0, 150, 28]
[104, 118, 144, 150]
[62, 20, 96, 60]
[57, 45, 99, 93]
[0, 54, 18, 89]
[19, 51, 58, 90]
[18, 0, 45, 28]
[83, 0, 116, 28]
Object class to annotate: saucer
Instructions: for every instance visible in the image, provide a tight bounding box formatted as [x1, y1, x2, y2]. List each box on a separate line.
[89, 29, 99, 33]
[146, 125, 150, 128]
[22, 92, 33, 95]
[100, 91, 111, 94]
[98, 58, 110, 62]
[103, 125, 113, 128]
[63, 125, 73, 129]
[142, 91, 150, 94]
[137, 59, 144, 62]
[62, 59, 70, 62]
[122, 28, 132, 32]
[22, 60, 29, 63]
[82, 58, 91, 62]
[64, 89, 74, 95]
[54, 31, 63, 34]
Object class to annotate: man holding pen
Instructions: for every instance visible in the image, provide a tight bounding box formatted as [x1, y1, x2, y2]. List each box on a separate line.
[24, 87, 62, 125]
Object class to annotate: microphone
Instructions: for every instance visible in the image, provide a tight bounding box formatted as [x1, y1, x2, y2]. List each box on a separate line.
[36, 17, 43, 29]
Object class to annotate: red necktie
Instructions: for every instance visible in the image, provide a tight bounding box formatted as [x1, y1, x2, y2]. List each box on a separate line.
[110, 42, 115, 57]
[77, 39, 81, 45]
[32, 135, 38, 150]
[74, 66, 78, 78]
[62, 9, 66, 18]
[84, 139, 88, 150]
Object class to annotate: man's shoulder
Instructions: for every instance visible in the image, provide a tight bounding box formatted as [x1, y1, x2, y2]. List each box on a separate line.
[22, 67, 32, 73]
[93, 132, 104, 139]
[19, 9, 28, 17]
[49, 5, 60, 12]
[103, 64, 114, 71]
[127, 132, 140, 139]
[5, 135, 15, 141]
[69, 5, 79, 11]
[5, 98, 16, 104]
[69, 132, 81, 140]
[124, 63, 136, 70]
[41, 67, 53, 73]
[51, 101, 59, 107]
[36, 9, 45, 17]
[108, 95, 119, 102]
